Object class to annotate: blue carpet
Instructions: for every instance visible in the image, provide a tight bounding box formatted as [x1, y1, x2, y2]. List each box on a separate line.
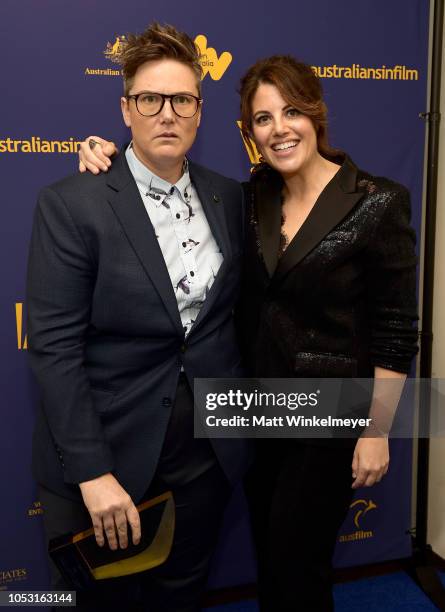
[204, 571, 445, 611]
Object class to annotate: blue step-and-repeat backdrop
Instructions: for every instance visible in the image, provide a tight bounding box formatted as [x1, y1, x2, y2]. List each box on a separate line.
[0, 0, 428, 598]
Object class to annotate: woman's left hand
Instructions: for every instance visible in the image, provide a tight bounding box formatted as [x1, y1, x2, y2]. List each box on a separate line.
[351, 437, 389, 489]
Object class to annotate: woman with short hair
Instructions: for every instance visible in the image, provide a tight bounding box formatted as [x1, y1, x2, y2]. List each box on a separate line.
[79, 53, 418, 612]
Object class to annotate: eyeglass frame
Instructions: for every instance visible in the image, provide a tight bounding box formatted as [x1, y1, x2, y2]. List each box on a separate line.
[126, 91, 203, 118]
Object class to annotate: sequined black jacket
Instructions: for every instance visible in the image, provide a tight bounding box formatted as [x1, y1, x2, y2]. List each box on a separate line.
[237, 155, 418, 378]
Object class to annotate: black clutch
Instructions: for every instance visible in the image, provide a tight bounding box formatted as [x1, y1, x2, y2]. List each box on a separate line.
[48, 491, 175, 591]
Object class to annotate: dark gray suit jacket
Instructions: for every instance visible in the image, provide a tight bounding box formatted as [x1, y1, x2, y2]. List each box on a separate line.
[27, 151, 250, 502]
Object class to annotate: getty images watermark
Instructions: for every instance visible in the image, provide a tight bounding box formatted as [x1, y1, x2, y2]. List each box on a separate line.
[205, 388, 371, 431]
[193, 378, 445, 439]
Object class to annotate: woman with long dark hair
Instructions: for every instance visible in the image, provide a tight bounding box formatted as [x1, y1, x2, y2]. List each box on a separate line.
[235, 55, 417, 611]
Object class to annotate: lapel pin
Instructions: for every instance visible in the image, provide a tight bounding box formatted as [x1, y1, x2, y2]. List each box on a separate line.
[213, 194, 220, 203]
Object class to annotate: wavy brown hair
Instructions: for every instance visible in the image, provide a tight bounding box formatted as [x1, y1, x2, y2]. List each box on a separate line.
[112, 23, 202, 96]
[239, 55, 340, 161]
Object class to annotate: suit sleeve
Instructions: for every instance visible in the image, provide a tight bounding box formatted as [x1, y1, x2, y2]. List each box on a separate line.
[26, 186, 115, 484]
[364, 187, 419, 373]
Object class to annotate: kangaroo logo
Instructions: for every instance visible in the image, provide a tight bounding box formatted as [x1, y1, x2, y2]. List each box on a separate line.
[350, 499, 377, 528]
[194, 35, 232, 80]
[15, 303, 28, 350]
[104, 36, 127, 61]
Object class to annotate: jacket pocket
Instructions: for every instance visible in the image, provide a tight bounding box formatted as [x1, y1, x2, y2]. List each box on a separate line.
[294, 351, 358, 377]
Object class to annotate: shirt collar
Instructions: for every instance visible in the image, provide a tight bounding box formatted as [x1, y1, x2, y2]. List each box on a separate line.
[125, 143, 191, 207]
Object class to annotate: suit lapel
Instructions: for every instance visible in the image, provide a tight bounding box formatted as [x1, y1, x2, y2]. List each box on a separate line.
[188, 161, 232, 261]
[256, 156, 364, 284]
[254, 168, 283, 277]
[187, 162, 233, 335]
[106, 153, 183, 334]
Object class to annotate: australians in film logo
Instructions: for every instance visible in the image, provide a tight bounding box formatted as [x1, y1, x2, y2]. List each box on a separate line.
[338, 498, 378, 543]
[0, 137, 81, 155]
[85, 34, 232, 81]
[15, 303, 27, 350]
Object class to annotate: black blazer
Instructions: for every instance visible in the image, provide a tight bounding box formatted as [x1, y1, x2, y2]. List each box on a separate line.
[237, 155, 418, 380]
[27, 151, 250, 502]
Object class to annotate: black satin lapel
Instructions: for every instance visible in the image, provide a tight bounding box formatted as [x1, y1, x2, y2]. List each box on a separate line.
[256, 174, 283, 277]
[274, 158, 363, 283]
[106, 156, 183, 334]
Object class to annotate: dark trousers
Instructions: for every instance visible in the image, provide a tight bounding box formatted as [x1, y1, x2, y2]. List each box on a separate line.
[39, 376, 231, 612]
[246, 440, 355, 612]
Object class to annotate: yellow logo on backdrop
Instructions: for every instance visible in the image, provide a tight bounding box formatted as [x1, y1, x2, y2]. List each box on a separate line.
[16, 303, 27, 350]
[0, 568, 27, 588]
[312, 63, 418, 81]
[0, 137, 81, 155]
[27, 500, 43, 518]
[194, 35, 232, 80]
[86, 34, 232, 81]
[104, 35, 127, 60]
[352, 498, 377, 528]
[338, 498, 377, 543]
[236, 121, 262, 167]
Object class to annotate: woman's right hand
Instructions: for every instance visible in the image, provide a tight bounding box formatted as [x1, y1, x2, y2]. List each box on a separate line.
[78, 136, 118, 174]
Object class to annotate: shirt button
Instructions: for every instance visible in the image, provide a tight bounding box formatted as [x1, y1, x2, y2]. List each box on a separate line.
[169, 187, 174, 195]
[190, 271, 195, 277]
[182, 242, 186, 247]
[176, 213, 180, 219]
[180, 344, 187, 353]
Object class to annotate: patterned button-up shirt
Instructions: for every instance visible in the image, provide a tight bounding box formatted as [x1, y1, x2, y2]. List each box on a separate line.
[126, 144, 223, 337]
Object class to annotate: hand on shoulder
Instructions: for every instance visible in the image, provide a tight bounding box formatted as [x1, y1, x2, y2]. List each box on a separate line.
[78, 136, 118, 174]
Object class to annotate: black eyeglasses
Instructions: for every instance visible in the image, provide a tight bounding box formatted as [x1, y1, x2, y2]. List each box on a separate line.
[126, 91, 202, 118]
